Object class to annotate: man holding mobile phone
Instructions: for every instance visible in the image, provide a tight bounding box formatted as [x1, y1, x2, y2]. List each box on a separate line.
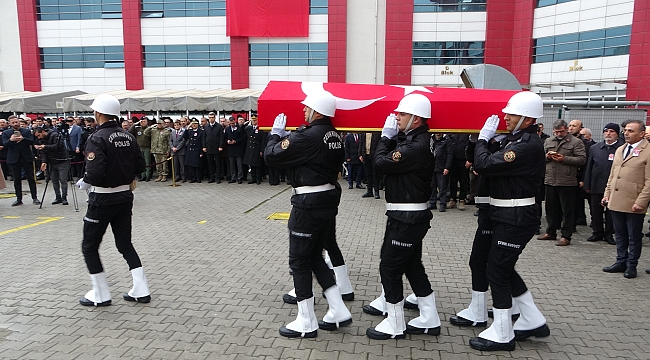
[1, 115, 40, 206]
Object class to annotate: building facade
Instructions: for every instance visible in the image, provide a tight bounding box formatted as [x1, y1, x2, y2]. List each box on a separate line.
[1, 0, 648, 102]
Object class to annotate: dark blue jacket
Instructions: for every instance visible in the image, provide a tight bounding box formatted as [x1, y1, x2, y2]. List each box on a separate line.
[583, 138, 624, 194]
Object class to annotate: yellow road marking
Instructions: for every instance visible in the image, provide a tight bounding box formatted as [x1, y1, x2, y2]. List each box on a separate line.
[3, 216, 20, 219]
[0, 194, 16, 199]
[267, 212, 290, 220]
[0, 217, 64, 236]
[198, 220, 207, 224]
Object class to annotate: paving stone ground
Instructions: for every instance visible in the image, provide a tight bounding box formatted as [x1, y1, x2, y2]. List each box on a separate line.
[0, 178, 649, 359]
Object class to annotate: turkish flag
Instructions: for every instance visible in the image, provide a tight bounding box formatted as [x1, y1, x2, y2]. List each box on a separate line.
[226, 0, 309, 37]
[258, 81, 519, 132]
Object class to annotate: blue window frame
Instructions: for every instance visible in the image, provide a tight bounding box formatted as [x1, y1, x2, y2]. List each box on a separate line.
[533, 25, 631, 63]
[412, 41, 484, 65]
[249, 43, 327, 66]
[36, 0, 122, 20]
[40, 46, 124, 69]
[414, 0, 486, 13]
[310, 0, 327, 14]
[143, 44, 231, 67]
[536, 0, 576, 8]
[141, 0, 226, 18]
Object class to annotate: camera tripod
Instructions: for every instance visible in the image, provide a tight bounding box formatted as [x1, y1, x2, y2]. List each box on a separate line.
[39, 128, 79, 211]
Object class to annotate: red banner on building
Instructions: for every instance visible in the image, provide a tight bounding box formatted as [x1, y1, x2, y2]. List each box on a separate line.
[258, 81, 519, 132]
[226, 0, 309, 37]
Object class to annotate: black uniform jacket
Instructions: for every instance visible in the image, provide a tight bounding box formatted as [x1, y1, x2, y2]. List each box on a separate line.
[583, 138, 624, 194]
[243, 125, 267, 167]
[183, 127, 206, 168]
[264, 117, 344, 212]
[374, 125, 433, 224]
[432, 135, 453, 172]
[83, 121, 145, 205]
[473, 125, 545, 227]
[41, 130, 70, 164]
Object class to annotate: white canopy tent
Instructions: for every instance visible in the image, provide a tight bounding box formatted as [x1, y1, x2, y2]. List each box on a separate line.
[0, 90, 86, 113]
[62, 89, 262, 113]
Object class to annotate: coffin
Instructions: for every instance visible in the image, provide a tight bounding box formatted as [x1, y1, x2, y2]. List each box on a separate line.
[258, 81, 519, 132]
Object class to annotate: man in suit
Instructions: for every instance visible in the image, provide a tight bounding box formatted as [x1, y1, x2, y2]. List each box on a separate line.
[602, 119, 650, 279]
[169, 120, 187, 182]
[243, 115, 266, 184]
[344, 132, 364, 189]
[0, 119, 12, 181]
[583, 123, 624, 245]
[359, 132, 381, 199]
[203, 112, 223, 183]
[225, 117, 245, 183]
[1, 115, 41, 205]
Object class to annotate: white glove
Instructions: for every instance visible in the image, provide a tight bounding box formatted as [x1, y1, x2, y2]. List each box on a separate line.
[381, 113, 399, 139]
[76, 178, 91, 191]
[271, 113, 289, 137]
[478, 115, 500, 141]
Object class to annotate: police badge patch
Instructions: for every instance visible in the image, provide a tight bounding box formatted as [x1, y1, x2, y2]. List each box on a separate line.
[392, 151, 402, 162]
[503, 150, 516, 162]
[87, 152, 95, 161]
[280, 138, 290, 150]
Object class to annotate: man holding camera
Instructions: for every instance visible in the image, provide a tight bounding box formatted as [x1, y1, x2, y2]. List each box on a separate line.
[34, 126, 71, 205]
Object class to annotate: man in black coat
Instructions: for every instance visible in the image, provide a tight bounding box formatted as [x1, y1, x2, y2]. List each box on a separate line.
[243, 115, 266, 184]
[225, 117, 245, 183]
[344, 133, 365, 189]
[183, 119, 206, 183]
[429, 133, 453, 211]
[359, 132, 381, 199]
[203, 112, 223, 183]
[1, 115, 40, 205]
[583, 123, 623, 244]
[447, 134, 470, 210]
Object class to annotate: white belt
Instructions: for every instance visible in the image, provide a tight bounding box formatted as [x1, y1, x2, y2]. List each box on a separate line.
[292, 184, 335, 195]
[386, 203, 428, 211]
[90, 184, 130, 194]
[474, 196, 490, 204]
[489, 197, 535, 207]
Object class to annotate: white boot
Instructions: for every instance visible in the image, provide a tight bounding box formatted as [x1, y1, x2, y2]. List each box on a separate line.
[124, 267, 151, 303]
[450, 290, 488, 326]
[279, 297, 319, 338]
[405, 293, 419, 309]
[324, 251, 334, 269]
[513, 291, 550, 341]
[332, 265, 354, 300]
[406, 292, 441, 335]
[511, 296, 521, 315]
[366, 300, 406, 340]
[363, 288, 387, 316]
[319, 286, 353, 330]
[469, 308, 516, 351]
[80, 272, 112, 306]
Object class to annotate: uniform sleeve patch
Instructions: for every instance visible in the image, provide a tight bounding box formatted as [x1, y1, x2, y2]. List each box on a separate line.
[392, 151, 402, 162]
[503, 150, 516, 162]
[87, 152, 95, 161]
[280, 138, 290, 150]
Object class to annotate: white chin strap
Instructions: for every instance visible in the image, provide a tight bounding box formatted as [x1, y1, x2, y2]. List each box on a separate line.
[307, 109, 315, 123]
[404, 114, 415, 133]
[513, 116, 526, 133]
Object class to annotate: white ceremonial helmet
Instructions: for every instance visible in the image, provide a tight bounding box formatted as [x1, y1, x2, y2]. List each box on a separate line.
[301, 90, 337, 117]
[502, 91, 544, 119]
[394, 93, 431, 119]
[90, 94, 121, 117]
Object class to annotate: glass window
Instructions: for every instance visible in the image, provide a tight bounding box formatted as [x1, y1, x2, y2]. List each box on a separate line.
[140, 0, 225, 17]
[533, 25, 631, 63]
[412, 41, 484, 66]
[414, 0, 486, 13]
[249, 42, 328, 66]
[536, 0, 576, 7]
[310, 0, 327, 14]
[142, 44, 231, 67]
[40, 46, 124, 68]
[36, 0, 122, 20]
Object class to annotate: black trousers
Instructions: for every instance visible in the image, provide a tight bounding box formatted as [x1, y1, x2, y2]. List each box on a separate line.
[324, 217, 345, 267]
[487, 222, 533, 309]
[611, 211, 645, 268]
[206, 154, 221, 181]
[187, 166, 201, 181]
[249, 165, 262, 184]
[545, 185, 575, 239]
[288, 207, 337, 301]
[589, 193, 613, 238]
[449, 159, 468, 201]
[362, 155, 379, 193]
[347, 163, 363, 186]
[574, 186, 588, 223]
[379, 219, 432, 304]
[268, 166, 280, 185]
[82, 200, 142, 274]
[430, 172, 449, 204]
[10, 161, 37, 200]
[219, 156, 229, 179]
[468, 208, 492, 292]
[229, 156, 243, 181]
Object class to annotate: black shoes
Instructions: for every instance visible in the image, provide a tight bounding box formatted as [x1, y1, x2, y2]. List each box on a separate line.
[123, 293, 151, 303]
[604, 236, 616, 245]
[279, 327, 317, 338]
[79, 297, 111, 307]
[208, 179, 215, 183]
[356, 184, 365, 189]
[52, 198, 63, 205]
[189, 179, 197, 183]
[469, 337, 515, 351]
[646, 269, 650, 274]
[283, 293, 297, 304]
[603, 263, 627, 273]
[62, 198, 69, 205]
[362, 305, 386, 316]
[366, 328, 406, 340]
[32, 198, 41, 205]
[237, 180, 242, 184]
[587, 234, 603, 242]
[248, 180, 255, 184]
[449, 315, 487, 327]
[362, 192, 373, 198]
[228, 179, 236, 183]
[342, 293, 354, 301]
[404, 324, 440, 335]
[348, 185, 353, 189]
[514, 323, 550, 341]
[318, 318, 352, 331]
[487, 309, 520, 321]
[624, 267, 637, 279]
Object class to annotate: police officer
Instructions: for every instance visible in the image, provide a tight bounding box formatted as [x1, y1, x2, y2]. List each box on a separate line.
[265, 90, 352, 338]
[76, 94, 150, 307]
[469, 92, 550, 351]
[365, 94, 441, 340]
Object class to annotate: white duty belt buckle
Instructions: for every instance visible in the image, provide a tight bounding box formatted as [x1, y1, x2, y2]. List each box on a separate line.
[474, 196, 490, 204]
